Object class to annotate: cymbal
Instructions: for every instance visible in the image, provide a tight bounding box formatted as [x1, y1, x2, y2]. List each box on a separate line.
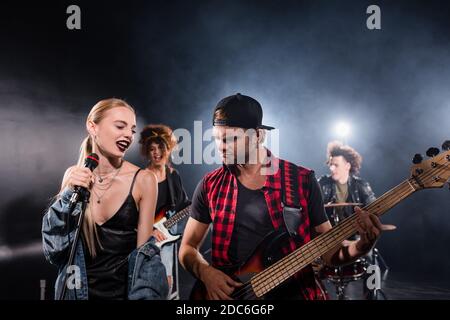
[324, 202, 363, 208]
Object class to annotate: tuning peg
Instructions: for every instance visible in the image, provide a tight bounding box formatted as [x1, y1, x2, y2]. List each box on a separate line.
[442, 140, 450, 151]
[426, 147, 440, 157]
[412, 153, 423, 164]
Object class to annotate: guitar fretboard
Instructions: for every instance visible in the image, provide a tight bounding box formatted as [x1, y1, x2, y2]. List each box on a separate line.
[163, 206, 191, 229]
[250, 178, 420, 297]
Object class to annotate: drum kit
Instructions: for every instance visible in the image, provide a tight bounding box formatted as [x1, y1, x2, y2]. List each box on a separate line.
[314, 202, 389, 300]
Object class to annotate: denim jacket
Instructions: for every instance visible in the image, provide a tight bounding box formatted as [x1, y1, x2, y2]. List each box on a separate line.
[42, 188, 169, 300]
[318, 174, 376, 218]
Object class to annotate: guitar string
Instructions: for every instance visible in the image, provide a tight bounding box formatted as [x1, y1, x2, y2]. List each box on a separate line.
[236, 162, 449, 298]
[249, 162, 450, 295]
[233, 181, 412, 298]
[244, 170, 442, 298]
[231, 162, 449, 299]
[163, 206, 191, 228]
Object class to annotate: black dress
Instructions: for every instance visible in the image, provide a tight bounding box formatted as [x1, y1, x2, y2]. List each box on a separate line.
[83, 169, 141, 300]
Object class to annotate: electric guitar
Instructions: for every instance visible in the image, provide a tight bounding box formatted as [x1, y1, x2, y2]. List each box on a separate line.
[154, 205, 191, 248]
[191, 142, 450, 299]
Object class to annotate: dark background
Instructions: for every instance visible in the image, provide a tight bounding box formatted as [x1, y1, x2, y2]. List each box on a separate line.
[0, 0, 449, 299]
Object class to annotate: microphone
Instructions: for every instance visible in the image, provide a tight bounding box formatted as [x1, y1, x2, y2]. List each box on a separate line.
[68, 153, 99, 209]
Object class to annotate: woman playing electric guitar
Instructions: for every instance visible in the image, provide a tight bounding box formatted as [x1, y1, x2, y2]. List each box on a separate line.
[139, 124, 191, 297]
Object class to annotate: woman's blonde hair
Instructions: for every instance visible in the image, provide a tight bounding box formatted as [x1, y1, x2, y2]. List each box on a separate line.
[60, 98, 135, 257]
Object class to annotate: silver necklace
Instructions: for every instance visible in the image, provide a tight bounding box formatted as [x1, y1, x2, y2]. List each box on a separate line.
[94, 169, 118, 184]
[92, 162, 123, 204]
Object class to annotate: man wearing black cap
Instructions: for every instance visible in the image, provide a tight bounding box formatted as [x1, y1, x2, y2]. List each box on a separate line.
[179, 93, 394, 300]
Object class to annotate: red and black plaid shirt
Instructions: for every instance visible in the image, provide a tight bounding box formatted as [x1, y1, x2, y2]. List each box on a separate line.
[202, 151, 325, 299]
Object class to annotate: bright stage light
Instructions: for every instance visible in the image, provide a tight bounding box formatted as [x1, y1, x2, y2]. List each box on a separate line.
[334, 121, 351, 138]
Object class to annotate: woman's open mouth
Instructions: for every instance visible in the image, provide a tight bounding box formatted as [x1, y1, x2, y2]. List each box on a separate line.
[116, 140, 130, 152]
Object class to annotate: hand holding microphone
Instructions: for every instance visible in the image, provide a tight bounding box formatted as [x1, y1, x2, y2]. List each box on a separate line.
[67, 153, 99, 209]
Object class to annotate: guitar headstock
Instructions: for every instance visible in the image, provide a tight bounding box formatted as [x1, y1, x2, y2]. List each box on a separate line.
[410, 141, 450, 189]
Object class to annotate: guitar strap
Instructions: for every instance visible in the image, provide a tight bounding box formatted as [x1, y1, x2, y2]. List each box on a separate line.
[165, 165, 177, 212]
[280, 161, 303, 239]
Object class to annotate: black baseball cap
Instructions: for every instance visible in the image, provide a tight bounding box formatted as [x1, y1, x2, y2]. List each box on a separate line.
[212, 93, 275, 130]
